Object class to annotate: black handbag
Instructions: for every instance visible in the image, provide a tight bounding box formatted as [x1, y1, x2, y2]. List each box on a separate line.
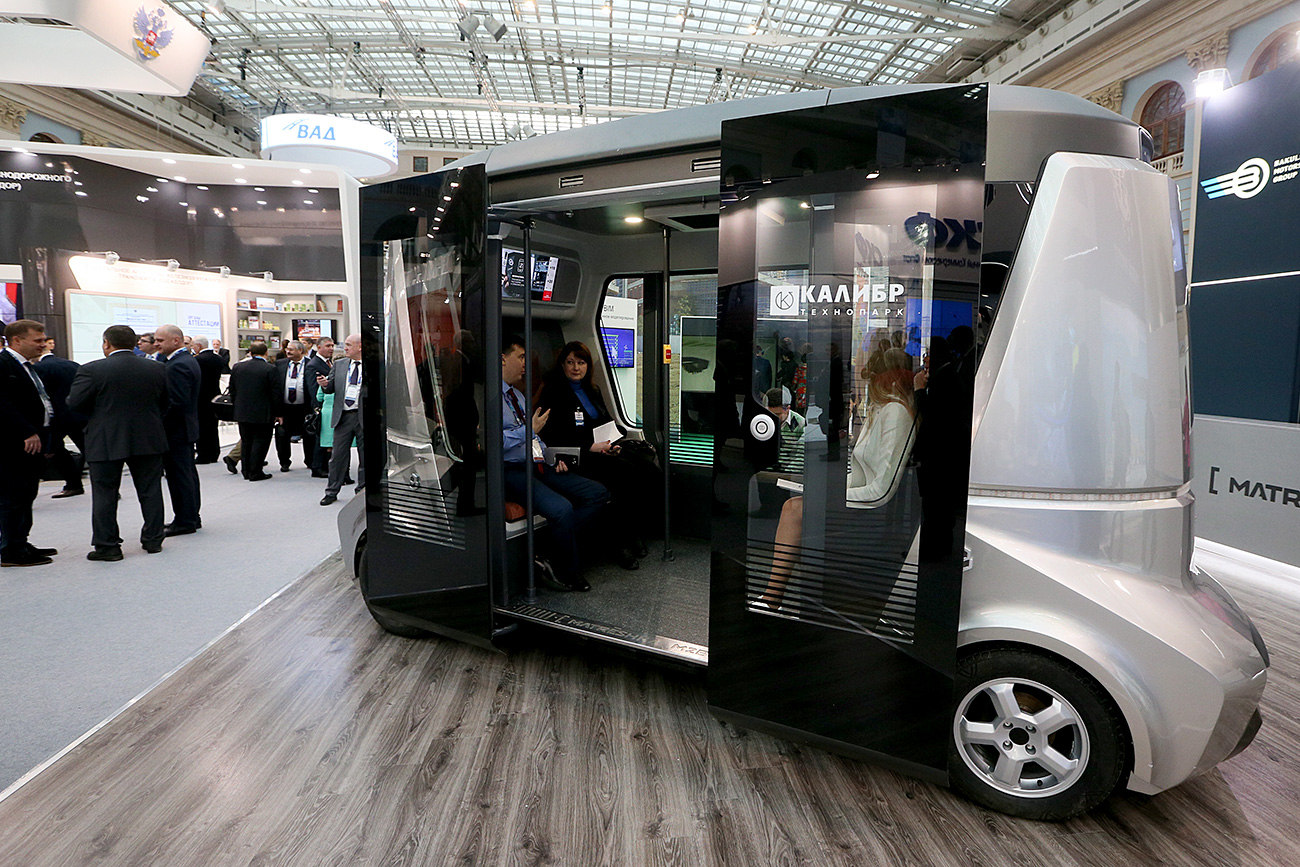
[211, 391, 235, 422]
[304, 406, 322, 435]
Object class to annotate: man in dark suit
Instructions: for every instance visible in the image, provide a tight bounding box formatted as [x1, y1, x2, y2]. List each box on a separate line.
[318, 332, 364, 505]
[274, 339, 317, 473]
[192, 336, 229, 464]
[0, 319, 57, 567]
[135, 331, 160, 360]
[36, 336, 87, 498]
[304, 336, 334, 478]
[155, 324, 203, 536]
[212, 338, 231, 364]
[228, 340, 281, 482]
[66, 325, 169, 561]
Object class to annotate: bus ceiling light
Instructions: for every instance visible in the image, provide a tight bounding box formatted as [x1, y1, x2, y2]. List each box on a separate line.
[624, 215, 644, 224]
[1195, 68, 1230, 98]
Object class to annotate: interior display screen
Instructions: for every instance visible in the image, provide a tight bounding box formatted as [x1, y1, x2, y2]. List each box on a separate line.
[293, 318, 335, 340]
[501, 249, 560, 301]
[600, 326, 635, 368]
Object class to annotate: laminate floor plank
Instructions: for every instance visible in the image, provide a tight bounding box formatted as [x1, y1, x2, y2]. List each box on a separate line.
[1, 552, 1299, 866]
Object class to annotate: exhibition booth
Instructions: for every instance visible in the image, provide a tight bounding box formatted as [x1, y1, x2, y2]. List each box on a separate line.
[0, 142, 360, 357]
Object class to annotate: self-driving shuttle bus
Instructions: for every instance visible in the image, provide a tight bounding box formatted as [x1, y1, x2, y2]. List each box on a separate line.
[340, 84, 1269, 819]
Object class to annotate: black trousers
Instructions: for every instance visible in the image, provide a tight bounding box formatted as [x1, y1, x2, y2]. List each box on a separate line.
[162, 438, 202, 528]
[89, 454, 165, 549]
[275, 403, 316, 470]
[324, 409, 364, 496]
[196, 405, 221, 463]
[46, 425, 86, 491]
[238, 422, 274, 479]
[0, 447, 43, 558]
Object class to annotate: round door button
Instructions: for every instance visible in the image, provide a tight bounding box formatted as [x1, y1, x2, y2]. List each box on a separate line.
[750, 415, 775, 441]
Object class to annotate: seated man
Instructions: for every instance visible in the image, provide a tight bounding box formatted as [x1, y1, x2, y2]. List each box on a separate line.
[501, 335, 608, 592]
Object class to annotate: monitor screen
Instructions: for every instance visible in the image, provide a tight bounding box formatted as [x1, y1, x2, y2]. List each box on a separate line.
[1, 282, 17, 326]
[292, 318, 336, 340]
[501, 249, 560, 301]
[601, 326, 635, 369]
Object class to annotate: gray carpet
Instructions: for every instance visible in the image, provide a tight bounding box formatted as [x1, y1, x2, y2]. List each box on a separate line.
[0, 431, 358, 793]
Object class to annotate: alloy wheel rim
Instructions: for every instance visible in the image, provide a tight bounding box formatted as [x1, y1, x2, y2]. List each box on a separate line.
[953, 676, 1091, 799]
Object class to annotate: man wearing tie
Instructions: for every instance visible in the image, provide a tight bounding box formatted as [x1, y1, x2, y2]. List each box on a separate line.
[274, 340, 316, 473]
[318, 332, 364, 506]
[36, 336, 87, 498]
[155, 324, 203, 536]
[0, 319, 57, 567]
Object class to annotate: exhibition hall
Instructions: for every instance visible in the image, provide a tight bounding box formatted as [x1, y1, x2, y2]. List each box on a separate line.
[0, 0, 1298, 864]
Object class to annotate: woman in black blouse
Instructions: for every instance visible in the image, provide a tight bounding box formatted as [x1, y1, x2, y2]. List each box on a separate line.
[537, 341, 651, 569]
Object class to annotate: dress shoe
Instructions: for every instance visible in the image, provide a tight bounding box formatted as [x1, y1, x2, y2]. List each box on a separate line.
[223, 456, 239, 474]
[87, 547, 124, 562]
[248, 473, 273, 481]
[320, 494, 338, 505]
[533, 557, 572, 592]
[164, 524, 197, 537]
[344, 475, 354, 486]
[311, 470, 329, 478]
[51, 488, 84, 499]
[280, 464, 292, 473]
[2, 552, 52, 567]
[26, 545, 58, 557]
[565, 574, 592, 592]
[143, 541, 163, 554]
[634, 539, 649, 559]
[617, 549, 640, 571]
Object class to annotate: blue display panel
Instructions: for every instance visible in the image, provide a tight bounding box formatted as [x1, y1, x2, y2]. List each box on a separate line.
[600, 326, 635, 368]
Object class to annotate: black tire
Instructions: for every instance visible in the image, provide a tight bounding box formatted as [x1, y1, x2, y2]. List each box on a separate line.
[948, 647, 1130, 820]
[358, 545, 431, 639]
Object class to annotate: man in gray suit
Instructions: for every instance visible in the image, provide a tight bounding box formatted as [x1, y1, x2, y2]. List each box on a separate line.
[67, 325, 169, 561]
[317, 332, 364, 506]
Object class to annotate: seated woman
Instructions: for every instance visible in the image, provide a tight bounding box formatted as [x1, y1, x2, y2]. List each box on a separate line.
[758, 347, 917, 610]
[536, 341, 651, 570]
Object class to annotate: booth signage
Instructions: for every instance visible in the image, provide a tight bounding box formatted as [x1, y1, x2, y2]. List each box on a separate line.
[0, 0, 210, 96]
[260, 113, 399, 179]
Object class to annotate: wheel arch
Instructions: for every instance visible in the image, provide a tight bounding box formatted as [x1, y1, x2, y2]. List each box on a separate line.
[956, 629, 1154, 794]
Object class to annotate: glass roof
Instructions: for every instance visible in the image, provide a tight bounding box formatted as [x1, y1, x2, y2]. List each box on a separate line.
[171, 0, 1051, 151]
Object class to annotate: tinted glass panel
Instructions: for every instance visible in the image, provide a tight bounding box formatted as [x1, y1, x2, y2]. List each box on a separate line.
[710, 86, 987, 776]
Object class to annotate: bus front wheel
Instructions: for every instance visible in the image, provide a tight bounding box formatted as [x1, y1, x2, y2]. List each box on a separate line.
[358, 545, 432, 639]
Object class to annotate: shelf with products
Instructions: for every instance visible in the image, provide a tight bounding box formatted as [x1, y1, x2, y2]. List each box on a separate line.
[233, 290, 350, 344]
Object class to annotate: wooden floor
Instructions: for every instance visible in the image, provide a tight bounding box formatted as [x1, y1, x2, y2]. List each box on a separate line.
[1, 555, 1297, 867]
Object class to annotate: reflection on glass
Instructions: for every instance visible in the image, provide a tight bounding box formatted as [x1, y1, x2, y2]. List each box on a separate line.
[382, 226, 483, 546]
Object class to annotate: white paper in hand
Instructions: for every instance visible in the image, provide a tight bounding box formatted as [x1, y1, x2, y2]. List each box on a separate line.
[592, 420, 622, 445]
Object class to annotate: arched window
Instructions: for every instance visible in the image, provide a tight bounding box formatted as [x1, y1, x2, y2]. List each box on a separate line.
[27, 132, 62, 144]
[1249, 32, 1297, 80]
[1140, 82, 1186, 160]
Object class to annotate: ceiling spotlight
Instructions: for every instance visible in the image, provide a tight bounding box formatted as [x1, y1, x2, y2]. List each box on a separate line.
[866, 169, 880, 179]
[484, 14, 507, 41]
[624, 215, 644, 224]
[174, 176, 187, 182]
[456, 13, 481, 39]
[263, 271, 274, 282]
[162, 158, 177, 164]
[104, 251, 119, 265]
[166, 259, 180, 272]
[232, 163, 245, 169]
[219, 265, 231, 277]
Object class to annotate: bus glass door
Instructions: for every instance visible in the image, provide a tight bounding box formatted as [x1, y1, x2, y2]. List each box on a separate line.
[360, 163, 496, 646]
[708, 86, 988, 779]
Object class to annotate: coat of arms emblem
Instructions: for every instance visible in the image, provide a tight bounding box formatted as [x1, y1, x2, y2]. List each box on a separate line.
[133, 6, 175, 62]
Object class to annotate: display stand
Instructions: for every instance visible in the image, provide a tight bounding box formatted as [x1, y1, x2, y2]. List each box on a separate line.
[235, 291, 348, 350]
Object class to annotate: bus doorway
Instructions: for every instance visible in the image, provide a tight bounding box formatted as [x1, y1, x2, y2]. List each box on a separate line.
[488, 205, 716, 663]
